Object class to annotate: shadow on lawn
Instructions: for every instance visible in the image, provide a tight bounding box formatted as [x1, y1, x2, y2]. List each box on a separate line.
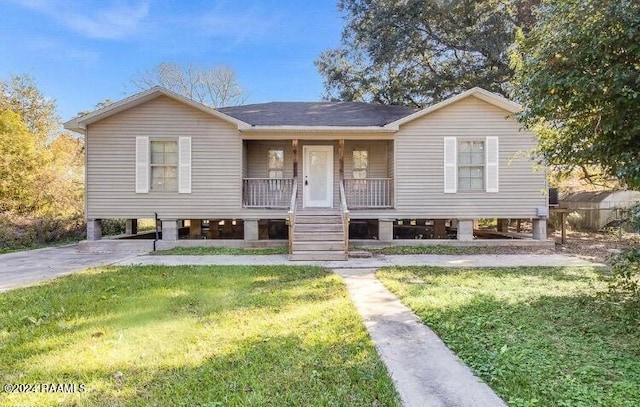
[403, 287, 640, 406]
[0, 264, 399, 406]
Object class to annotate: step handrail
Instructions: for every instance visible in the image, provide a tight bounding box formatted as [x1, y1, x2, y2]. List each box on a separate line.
[287, 179, 298, 255]
[339, 180, 350, 255]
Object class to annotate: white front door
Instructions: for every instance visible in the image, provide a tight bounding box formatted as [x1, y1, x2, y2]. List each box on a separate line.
[303, 145, 333, 208]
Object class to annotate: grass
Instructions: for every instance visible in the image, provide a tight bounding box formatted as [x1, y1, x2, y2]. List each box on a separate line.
[0, 265, 399, 406]
[151, 246, 288, 255]
[377, 266, 640, 407]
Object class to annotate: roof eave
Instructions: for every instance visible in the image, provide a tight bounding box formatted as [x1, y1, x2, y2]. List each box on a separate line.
[240, 125, 396, 133]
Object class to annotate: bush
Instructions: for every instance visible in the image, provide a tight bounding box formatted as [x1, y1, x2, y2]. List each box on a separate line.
[0, 212, 85, 249]
[607, 248, 640, 320]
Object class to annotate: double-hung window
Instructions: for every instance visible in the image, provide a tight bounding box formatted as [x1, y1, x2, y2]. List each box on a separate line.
[150, 140, 178, 192]
[457, 141, 485, 191]
[352, 149, 368, 179]
[268, 149, 284, 179]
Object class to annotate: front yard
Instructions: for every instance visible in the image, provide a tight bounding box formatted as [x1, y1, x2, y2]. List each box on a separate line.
[378, 266, 640, 407]
[0, 265, 399, 406]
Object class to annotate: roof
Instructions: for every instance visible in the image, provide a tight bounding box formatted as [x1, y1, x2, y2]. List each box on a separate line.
[561, 190, 640, 203]
[63, 86, 521, 133]
[218, 101, 417, 127]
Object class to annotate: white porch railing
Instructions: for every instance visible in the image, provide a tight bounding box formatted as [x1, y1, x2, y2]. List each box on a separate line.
[344, 178, 393, 208]
[339, 181, 350, 255]
[243, 178, 295, 208]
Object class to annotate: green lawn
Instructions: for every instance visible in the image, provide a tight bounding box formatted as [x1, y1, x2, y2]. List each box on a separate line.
[377, 266, 640, 407]
[365, 245, 526, 255]
[0, 265, 399, 406]
[152, 246, 288, 255]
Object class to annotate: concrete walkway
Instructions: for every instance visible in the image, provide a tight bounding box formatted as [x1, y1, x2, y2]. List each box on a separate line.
[116, 253, 602, 268]
[336, 268, 506, 407]
[0, 245, 140, 292]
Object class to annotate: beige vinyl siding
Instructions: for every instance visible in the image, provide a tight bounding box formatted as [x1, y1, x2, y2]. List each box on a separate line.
[86, 95, 242, 219]
[393, 95, 546, 218]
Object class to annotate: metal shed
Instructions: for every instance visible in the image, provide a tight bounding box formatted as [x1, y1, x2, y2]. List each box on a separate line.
[561, 190, 640, 231]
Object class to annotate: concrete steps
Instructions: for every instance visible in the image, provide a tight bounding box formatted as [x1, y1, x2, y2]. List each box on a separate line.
[290, 210, 347, 261]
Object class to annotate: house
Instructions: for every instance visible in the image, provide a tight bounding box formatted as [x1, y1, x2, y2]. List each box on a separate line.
[64, 86, 549, 260]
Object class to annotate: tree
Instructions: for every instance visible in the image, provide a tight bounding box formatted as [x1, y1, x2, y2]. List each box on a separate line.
[0, 74, 58, 145]
[512, 0, 640, 189]
[131, 63, 247, 107]
[0, 109, 38, 213]
[316, 0, 539, 107]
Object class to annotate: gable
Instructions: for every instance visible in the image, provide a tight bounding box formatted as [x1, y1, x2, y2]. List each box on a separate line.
[89, 95, 238, 133]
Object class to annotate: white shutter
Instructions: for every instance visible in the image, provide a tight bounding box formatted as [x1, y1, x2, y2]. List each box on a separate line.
[178, 136, 192, 194]
[135, 136, 149, 193]
[485, 136, 499, 193]
[444, 137, 457, 193]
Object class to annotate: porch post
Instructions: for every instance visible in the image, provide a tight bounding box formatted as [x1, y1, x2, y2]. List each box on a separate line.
[161, 219, 179, 241]
[338, 139, 345, 180]
[292, 139, 298, 178]
[244, 218, 259, 241]
[126, 219, 138, 235]
[379, 219, 394, 242]
[87, 219, 102, 241]
[457, 219, 474, 241]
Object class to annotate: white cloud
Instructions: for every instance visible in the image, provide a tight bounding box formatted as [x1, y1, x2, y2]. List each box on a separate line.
[23, 36, 101, 66]
[8, 0, 150, 40]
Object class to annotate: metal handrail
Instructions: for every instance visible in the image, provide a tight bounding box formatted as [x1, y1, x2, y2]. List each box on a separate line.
[339, 180, 350, 255]
[287, 179, 298, 255]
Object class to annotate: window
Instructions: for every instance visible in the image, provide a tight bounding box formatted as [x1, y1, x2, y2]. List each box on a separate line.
[150, 140, 178, 191]
[352, 149, 368, 179]
[268, 149, 284, 179]
[457, 141, 484, 191]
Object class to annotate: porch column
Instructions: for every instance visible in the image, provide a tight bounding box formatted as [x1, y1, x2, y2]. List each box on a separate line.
[189, 219, 201, 237]
[497, 218, 509, 233]
[532, 218, 547, 240]
[292, 139, 299, 178]
[244, 218, 259, 241]
[379, 219, 394, 242]
[338, 139, 345, 180]
[457, 219, 474, 241]
[126, 219, 138, 235]
[87, 219, 102, 241]
[161, 219, 179, 241]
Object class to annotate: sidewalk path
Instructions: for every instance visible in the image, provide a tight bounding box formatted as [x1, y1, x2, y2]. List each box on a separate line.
[335, 268, 507, 407]
[116, 253, 603, 268]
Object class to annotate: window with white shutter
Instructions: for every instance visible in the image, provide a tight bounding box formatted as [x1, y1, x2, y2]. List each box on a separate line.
[178, 137, 192, 194]
[485, 136, 499, 193]
[444, 137, 457, 193]
[135, 136, 149, 193]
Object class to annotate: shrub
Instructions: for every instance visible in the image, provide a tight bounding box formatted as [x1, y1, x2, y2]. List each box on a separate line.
[607, 248, 640, 320]
[0, 212, 85, 249]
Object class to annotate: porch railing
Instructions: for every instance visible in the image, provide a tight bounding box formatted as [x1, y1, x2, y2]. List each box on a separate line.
[339, 181, 350, 255]
[243, 178, 295, 208]
[287, 180, 298, 255]
[344, 178, 393, 208]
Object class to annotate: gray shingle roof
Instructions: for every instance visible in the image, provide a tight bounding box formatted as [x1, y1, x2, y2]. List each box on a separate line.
[218, 101, 418, 127]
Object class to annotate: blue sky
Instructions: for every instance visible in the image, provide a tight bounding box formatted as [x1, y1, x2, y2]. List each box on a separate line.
[0, 0, 344, 120]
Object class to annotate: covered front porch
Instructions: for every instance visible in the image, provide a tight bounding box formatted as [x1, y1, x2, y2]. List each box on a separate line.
[241, 138, 395, 210]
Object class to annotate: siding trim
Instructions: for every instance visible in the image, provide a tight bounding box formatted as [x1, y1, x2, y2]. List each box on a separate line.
[443, 137, 457, 193]
[135, 136, 149, 193]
